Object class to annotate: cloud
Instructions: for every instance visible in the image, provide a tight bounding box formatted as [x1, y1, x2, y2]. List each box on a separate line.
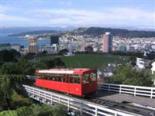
[33, 8, 155, 28]
[58, 0, 73, 6]
[0, 4, 154, 29]
[0, 5, 9, 13]
[0, 14, 30, 21]
[0, 5, 33, 27]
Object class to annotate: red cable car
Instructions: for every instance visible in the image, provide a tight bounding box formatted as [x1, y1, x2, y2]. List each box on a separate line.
[35, 68, 97, 97]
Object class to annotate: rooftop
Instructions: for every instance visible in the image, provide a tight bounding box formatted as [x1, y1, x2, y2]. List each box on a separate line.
[36, 68, 96, 75]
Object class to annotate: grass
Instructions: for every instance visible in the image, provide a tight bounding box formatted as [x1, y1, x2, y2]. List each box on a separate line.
[61, 54, 129, 68]
[35, 53, 129, 68]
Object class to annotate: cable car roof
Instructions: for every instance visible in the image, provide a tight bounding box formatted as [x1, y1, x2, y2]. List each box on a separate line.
[36, 68, 95, 75]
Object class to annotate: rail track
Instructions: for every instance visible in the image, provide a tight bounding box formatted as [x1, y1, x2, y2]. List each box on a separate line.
[89, 98, 155, 116]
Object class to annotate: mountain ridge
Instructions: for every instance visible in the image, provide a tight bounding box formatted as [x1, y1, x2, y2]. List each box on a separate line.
[71, 27, 155, 38]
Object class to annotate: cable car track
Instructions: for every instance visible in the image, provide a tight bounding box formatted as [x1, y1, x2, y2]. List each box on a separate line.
[88, 98, 155, 116]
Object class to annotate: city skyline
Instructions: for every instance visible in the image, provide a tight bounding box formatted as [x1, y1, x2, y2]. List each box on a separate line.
[0, 0, 154, 30]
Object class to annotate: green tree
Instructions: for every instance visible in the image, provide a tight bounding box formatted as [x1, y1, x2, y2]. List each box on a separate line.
[0, 75, 12, 109]
[34, 60, 47, 69]
[37, 58, 66, 69]
[151, 74, 155, 86]
[58, 49, 68, 55]
[16, 58, 35, 75]
[109, 65, 153, 86]
[129, 56, 136, 66]
[46, 58, 65, 68]
[0, 74, 31, 110]
[16, 104, 67, 116]
[0, 63, 20, 74]
[0, 49, 20, 63]
[0, 60, 35, 75]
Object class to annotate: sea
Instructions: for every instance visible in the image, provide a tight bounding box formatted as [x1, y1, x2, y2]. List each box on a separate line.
[0, 33, 50, 48]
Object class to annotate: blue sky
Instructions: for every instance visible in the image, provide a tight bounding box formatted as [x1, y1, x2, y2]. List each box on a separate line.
[0, 0, 154, 29]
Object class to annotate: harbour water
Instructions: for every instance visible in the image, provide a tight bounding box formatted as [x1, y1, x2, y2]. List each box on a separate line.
[0, 33, 50, 47]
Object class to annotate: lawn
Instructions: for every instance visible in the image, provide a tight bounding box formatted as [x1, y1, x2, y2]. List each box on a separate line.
[61, 54, 129, 68]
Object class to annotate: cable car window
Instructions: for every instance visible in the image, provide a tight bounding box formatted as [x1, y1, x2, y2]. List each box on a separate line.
[36, 73, 81, 83]
[68, 74, 80, 84]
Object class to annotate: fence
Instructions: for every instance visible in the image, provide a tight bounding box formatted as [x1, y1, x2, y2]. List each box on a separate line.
[101, 83, 155, 99]
[23, 85, 138, 116]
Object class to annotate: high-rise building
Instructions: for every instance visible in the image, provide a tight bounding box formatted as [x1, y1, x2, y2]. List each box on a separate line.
[28, 36, 38, 54]
[101, 32, 112, 53]
[50, 35, 59, 45]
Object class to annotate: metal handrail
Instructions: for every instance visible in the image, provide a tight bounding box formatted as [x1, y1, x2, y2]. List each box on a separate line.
[23, 85, 137, 116]
[101, 83, 155, 98]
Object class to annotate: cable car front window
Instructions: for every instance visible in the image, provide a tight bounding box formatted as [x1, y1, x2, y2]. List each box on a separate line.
[83, 72, 96, 84]
[83, 74, 90, 84]
[90, 73, 97, 81]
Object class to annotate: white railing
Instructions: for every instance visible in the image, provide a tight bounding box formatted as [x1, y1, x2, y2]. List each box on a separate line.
[101, 83, 155, 99]
[23, 85, 138, 116]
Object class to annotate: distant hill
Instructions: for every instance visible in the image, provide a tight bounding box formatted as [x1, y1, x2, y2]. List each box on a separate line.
[10, 30, 61, 36]
[0, 27, 53, 35]
[0, 27, 74, 36]
[71, 27, 155, 38]
[2, 27, 155, 38]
